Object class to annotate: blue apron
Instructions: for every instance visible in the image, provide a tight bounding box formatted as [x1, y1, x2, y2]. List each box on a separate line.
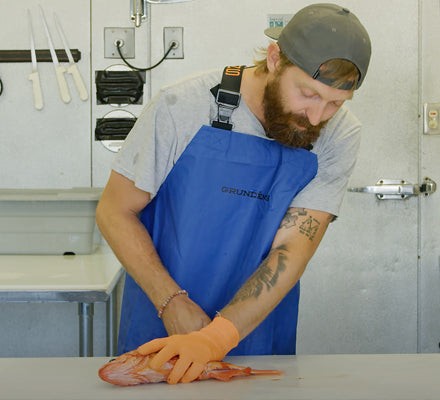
[118, 124, 317, 355]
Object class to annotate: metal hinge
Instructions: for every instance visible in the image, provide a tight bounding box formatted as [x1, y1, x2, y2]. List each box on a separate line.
[347, 177, 437, 200]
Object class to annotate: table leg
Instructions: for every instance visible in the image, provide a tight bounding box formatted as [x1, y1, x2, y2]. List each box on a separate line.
[106, 290, 118, 356]
[78, 302, 94, 357]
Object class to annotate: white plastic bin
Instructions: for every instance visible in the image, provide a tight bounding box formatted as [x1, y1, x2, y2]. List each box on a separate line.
[0, 188, 103, 255]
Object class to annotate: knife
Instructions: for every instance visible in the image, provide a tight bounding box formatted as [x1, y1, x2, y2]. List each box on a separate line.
[54, 13, 88, 101]
[39, 6, 71, 104]
[27, 10, 43, 110]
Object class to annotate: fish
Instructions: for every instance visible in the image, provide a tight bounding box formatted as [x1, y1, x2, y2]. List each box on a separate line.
[98, 350, 284, 386]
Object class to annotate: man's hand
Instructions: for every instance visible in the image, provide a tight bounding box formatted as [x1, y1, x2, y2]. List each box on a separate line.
[161, 294, 212, 336]
[138, 317, 239, 384]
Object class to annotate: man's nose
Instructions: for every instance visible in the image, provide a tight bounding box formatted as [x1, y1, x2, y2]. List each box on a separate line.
[306, 103, 326, 126]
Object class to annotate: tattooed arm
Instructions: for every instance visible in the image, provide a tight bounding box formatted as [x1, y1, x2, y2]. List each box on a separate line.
[220, 207, 334, 340]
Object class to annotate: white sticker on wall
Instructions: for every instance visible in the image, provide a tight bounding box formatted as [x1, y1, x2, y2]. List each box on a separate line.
[267, 14, 294, 28]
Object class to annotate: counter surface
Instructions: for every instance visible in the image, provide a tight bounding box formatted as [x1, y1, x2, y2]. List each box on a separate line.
[1, 354, 439, 400]
[0, 246, 121, 292]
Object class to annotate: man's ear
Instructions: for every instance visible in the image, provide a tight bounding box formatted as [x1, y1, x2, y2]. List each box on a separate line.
[267, 42, 281, 73]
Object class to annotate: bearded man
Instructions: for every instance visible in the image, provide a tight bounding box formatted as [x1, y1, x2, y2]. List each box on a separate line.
[96, 3, 371, 385]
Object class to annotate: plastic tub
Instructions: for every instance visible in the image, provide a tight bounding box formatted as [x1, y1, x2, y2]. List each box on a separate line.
[0, 188, 103, 255]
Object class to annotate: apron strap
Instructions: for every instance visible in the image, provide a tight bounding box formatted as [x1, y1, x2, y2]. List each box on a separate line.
[211, 65, 245, 131]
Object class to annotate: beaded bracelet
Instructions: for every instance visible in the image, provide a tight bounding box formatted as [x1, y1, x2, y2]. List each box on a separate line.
[157, 289, 188, 319]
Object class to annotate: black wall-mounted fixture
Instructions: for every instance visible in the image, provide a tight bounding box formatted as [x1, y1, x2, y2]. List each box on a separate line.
[95, 70, 145, 105]
[95, 117, 137, 141]
[0, 49, 81, 63]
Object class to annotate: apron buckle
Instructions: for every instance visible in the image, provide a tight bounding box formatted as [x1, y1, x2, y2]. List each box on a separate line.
[213, 89, 241, 131]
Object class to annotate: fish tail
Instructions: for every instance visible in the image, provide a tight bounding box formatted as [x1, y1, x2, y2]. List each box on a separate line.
[250, 369, 284, 376]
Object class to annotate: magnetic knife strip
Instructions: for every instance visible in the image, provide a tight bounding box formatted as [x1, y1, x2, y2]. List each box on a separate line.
[0, 49, 81, 63]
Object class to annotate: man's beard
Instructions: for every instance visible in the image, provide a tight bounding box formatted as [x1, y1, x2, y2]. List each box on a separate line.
[263, 75, 328, 148]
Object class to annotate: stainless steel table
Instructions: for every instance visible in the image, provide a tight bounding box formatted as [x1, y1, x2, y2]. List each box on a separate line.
[0, 246, 123, 357]
[0, 354, 439, 399]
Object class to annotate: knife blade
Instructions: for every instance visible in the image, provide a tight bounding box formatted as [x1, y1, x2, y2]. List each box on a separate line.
[39, 6, 71, 104]
[27, 9, 43, 110]
[54, 13, 88, 101]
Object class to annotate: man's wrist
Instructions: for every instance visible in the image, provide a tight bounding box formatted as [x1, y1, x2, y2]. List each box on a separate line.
[157, 289, 189, 319]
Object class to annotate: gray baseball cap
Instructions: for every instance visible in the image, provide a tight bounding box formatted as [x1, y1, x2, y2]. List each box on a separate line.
[264, 3, 371, 90]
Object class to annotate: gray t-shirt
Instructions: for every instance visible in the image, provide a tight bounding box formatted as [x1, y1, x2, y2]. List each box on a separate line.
[112, 69, 362, 217]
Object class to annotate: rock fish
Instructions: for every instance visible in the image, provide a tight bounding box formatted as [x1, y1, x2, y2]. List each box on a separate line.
[98, 350, 283, 386]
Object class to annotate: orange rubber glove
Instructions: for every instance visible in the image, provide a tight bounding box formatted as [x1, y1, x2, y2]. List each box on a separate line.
[137, 316, 239, 384]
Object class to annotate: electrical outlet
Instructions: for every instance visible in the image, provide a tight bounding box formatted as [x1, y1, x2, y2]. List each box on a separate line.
[163, 27, 184, 59]
[104, 28, 135, 59]
[424, 103, 440, 135]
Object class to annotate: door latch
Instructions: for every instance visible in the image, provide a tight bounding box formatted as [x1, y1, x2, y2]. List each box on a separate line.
[347, 177, 437, 200]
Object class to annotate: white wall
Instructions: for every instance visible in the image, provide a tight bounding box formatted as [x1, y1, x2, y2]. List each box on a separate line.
[0, 0, 91, 188]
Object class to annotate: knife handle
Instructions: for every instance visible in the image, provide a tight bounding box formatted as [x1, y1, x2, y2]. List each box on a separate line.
[28, 71, 44, 110]
[54, 65, 71, 103]
[67, 63, 88, 101]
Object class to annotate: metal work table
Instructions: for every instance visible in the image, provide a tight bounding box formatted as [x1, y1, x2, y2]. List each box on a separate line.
[0, 246, 123, 357]
[0, 354, 439, 399]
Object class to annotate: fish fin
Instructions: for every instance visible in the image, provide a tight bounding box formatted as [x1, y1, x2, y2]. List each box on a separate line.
[207, 367, 252, 382]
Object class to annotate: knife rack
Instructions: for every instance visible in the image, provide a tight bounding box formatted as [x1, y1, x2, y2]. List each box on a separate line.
[0, 49, 81, 63]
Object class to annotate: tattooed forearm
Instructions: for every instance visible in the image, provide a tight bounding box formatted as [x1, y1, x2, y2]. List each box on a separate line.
[229, 245, 288, 305]
[299, 216, 320, 241]
[279, 208, 307, 229]
[280, 208, 323, 242]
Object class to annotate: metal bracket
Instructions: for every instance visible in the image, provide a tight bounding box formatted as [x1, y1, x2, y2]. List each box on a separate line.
[347, 177, 437, 200]
[130, 0, 147, 27]
[131, 0, 193, 26]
